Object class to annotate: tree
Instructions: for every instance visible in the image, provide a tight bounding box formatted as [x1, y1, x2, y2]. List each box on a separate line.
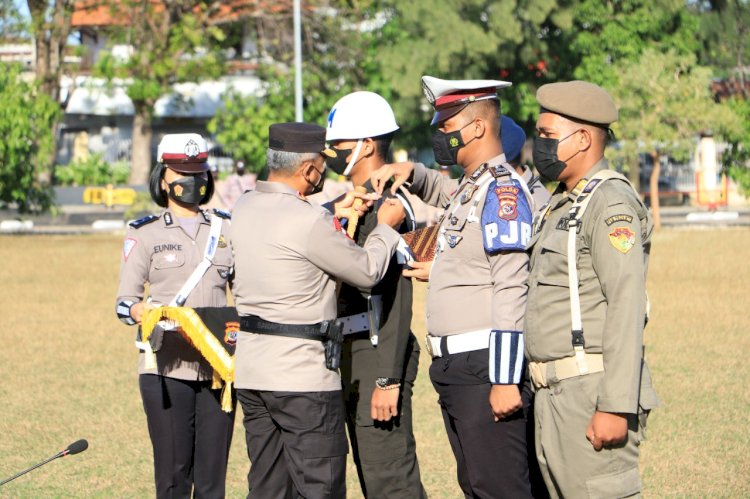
[376, 0, 581, 148]
[209, 1, 397, 170]
[570, 0, 702, 188]
[27, 0, 75, 104]
[0, 64, 60, 213]
[94, 1, 226, 185]
[611, 49, 740, 228]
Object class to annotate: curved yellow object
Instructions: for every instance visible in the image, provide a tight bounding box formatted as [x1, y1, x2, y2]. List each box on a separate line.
[142, 306, 235, 412]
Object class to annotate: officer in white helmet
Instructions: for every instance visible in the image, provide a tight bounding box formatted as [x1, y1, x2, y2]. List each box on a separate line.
[325, 91, 427, 499]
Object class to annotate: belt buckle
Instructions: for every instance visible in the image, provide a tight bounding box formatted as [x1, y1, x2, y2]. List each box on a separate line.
[424, 334, 434, 357]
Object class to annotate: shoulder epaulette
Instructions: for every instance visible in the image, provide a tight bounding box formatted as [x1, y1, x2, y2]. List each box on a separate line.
[490, 163, 512, 179]
[212, 208, 231, 220]
[128, 214, 159, 229]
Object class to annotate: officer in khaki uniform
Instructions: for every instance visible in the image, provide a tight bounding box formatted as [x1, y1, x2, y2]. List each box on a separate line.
[230, 122, 405, 499]
[115, 133, 235, 498]
[325, 91, 427, 499]
[525, 81, 659, 498]
[374, 76, 536, 498]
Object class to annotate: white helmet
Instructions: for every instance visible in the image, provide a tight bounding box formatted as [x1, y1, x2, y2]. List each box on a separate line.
[326, 91, 399, 142]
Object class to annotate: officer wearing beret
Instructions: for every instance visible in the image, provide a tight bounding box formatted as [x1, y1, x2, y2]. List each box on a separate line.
[115, 133, 235, 498]
[325, 91, 427, 499]
[230, 122, 405, 498]
[501, 115, 551, 211]
[374, 76, 536, 498]
[526, 81, 659, 497]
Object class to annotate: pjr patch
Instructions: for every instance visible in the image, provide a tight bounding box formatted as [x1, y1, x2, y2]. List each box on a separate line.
[495, 185, 520, 221]
[224, 321, 239, 346]
[123, 238, 137, 261]
[605, 214, 634, 226]
[609, 227, 636, 253]
[482, 179, 532, 252]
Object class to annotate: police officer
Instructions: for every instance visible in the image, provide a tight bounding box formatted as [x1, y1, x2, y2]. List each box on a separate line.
[230, 122, 405, 499]
[525, 81, 660, 497]
[115, 133, 235, 499]
[374, 76, 535, 498]
[325, 91, 427, 499]
[501, 115, 551, 211]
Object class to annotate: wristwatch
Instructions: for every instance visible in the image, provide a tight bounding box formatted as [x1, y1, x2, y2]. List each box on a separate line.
[375, 377, 401, 390]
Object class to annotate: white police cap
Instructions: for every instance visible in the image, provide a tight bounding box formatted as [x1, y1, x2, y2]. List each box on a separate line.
[422, 76, 512, 125]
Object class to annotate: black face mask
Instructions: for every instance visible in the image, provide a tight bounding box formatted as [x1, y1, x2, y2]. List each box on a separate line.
[431, 121, 476, 166]
[166, 176, 208, 205]
[531, 130, 580, 182]
[325, 147, 352, 176]
[304, 164, 326, 195]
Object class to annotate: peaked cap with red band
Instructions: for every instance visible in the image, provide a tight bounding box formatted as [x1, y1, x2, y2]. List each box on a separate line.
[422, 75, 512, 125]
[157, 133, 210, 174]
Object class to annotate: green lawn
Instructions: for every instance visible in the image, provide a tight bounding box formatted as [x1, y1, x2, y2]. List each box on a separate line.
[0, 229, 748, 497]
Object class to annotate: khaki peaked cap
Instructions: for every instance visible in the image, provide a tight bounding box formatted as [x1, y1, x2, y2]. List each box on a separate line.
[536, 81, 618, 125]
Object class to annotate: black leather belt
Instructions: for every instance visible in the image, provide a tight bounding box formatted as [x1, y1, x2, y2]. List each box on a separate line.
[240, 315, 333, 341]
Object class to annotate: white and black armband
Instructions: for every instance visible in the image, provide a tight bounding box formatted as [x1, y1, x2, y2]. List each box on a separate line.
[116, 299, 137, 325]
[489, 330, 525, 384]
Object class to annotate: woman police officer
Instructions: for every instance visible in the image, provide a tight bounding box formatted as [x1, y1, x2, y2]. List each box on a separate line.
[115, 133, 235, 499]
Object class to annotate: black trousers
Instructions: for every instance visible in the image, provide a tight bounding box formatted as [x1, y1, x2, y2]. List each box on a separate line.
[237, 389, 348, 499]
[430, 349, 533, 499]
[341, 336, 427, 499]
[139, 374, 235, 499]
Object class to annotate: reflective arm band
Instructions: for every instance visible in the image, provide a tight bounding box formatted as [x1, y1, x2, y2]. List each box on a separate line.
[489, 330, 525, 384]
[116, 300, 136, 326]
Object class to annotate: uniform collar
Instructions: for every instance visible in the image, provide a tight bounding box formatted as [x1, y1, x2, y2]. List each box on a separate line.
[563, 157, 609, 202]
[255, 180, 308, 201]
[161, 208, 210, 228]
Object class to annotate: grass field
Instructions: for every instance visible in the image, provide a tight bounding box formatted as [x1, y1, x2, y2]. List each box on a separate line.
[0, 229, 748, 497]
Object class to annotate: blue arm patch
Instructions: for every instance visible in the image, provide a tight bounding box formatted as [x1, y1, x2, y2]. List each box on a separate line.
[481, 179, 532, 252]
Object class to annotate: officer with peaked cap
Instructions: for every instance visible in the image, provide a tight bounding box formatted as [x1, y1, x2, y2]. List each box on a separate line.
[115, 133, 236, 498]
[373, 76, 536, 498]
[525, 81, 660, 497]
[325, 91, 427, 499]
[230, 122, 406, 498]
[501, 115, 551, 212]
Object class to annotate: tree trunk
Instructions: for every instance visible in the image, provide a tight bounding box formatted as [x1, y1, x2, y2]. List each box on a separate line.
[628, 155, 640, 192]
[130, 106, 153, 185]
[649, 150, 661, 230]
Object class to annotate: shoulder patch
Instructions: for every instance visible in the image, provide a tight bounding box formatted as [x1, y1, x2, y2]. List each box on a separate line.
[605, 214, 633, 226]
[481, 178, 532, 252]
[608, 227, 636, 253]
[128, 214, 159, 229]
[212, 208, 231, 220]
[123, 238, 137, 261]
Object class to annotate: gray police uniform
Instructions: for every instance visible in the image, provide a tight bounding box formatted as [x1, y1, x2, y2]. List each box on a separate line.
[525, 158, 660, 498]
[338, 180, 427, 499]
[115, 208, 235, 499]
[409, 156, 534, 499]
[520, 165, 552, 212]
[231, 181, 401, 499]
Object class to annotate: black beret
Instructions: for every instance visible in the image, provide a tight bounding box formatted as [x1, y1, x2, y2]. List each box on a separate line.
[268, 122, 334, 157]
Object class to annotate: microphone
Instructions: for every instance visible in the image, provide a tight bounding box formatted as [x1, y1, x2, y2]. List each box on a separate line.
[0, 439, 88, 487]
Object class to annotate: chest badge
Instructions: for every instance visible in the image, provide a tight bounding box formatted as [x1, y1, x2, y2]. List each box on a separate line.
[218, 235, 227, 248]
[608, 227, 636, 254]
[460, 185, 478, 204]
[446, 234, 463, 248]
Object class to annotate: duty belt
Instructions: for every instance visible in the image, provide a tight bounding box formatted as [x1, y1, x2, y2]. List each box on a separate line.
[240, 314, 344, 371]
[528, 353, 604, 389]
[425, 329, 491, 358]
[240, 315, 334, 341]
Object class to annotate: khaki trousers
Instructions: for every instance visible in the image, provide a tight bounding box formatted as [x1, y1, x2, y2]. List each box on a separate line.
[534, 372, 646, 499]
